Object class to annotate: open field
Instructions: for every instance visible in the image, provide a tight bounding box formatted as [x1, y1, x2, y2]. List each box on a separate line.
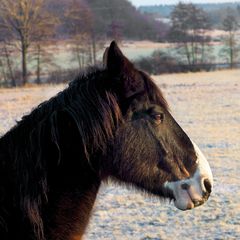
[0, 69, 239, 239]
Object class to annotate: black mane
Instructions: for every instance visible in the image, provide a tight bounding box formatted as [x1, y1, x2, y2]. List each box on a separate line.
[0, 66, 123, 239]
[2, 66, 123, 156]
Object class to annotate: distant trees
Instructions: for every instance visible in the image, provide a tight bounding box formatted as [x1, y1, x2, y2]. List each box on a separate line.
[169, 3, 212, 68]
[220, 13, 239, 68]
[135, 50, 180, 75]
[0, 0, 239, 87]
[0, 41, 17, 87]
[0, 0, 58, 85]
[47, 0, 165, 42]
[0, 0, 168, 86]
[64, 0, 100, 67]
[31, 41, 58, 84]
[238, 5, 240, 15]
[87, 0, 165, 41]
[209, 4, 240, 28]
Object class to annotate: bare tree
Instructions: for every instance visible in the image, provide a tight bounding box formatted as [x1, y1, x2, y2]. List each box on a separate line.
[238, 5, 240, 15]
[69, 34, 91, 69]
[30, 10, 58, 84]
[64, 0, 95, 67]
[0, 0, 58, 85]
[30, 41, 58, 84]
[65, 0, 105, 67]
[0, 58, 8, 86]
[220, 14, 239, 68]
[0, 40, 17, 87]
[169, 3, 212, 68]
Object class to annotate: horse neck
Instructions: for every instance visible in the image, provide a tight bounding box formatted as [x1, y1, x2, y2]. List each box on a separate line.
[46, 179, 101, 240]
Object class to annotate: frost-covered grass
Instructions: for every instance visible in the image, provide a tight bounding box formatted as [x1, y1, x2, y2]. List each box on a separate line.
[0, 69, 239, 239]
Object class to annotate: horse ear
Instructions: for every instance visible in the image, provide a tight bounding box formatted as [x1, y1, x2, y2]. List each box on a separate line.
[103, 47, 109, 68]
[104, 41, 145, 98]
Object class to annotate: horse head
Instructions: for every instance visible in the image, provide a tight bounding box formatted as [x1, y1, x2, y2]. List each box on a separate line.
[103, 41, 213, 210]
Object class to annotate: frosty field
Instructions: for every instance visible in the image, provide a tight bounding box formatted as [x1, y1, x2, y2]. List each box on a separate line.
[0, 69, 239, 239]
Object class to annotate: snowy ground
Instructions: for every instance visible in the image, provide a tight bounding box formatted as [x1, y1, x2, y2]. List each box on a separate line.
[0, 69, 239, 239]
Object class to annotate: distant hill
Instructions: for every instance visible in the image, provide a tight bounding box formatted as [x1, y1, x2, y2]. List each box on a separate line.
[139, 2, 240, 28]
[46, 0, 168, 41]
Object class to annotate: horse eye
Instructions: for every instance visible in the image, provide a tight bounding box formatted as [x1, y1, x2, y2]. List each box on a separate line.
[151, 113, 164, 124]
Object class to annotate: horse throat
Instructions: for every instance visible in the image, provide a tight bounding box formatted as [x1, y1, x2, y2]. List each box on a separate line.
[46, 181, 101, 240]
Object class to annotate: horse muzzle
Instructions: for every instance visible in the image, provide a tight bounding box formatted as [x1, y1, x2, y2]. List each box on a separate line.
[164, 142, 213, 211]
[167, 177, 212, 210]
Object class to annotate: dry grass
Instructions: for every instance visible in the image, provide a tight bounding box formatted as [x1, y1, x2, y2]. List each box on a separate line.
[0, 84, 65, 136]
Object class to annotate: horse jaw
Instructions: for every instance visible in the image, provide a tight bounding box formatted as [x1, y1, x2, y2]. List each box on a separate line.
[164, 141, 213, 210]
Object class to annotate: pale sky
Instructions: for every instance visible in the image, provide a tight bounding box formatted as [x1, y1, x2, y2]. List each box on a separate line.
[128, 0, 240, 7]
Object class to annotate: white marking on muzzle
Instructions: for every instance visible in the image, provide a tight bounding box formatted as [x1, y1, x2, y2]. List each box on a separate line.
[164, 141, 213, 210]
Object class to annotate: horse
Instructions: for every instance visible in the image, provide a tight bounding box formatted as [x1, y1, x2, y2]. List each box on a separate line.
[0, 41, 213, 240]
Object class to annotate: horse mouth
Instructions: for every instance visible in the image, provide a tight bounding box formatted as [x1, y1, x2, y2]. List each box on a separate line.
[177, 193, 210, 211]
[172, 185, 211, 211]
[167, 192, 206, 210]
[163, 177, 212, 211]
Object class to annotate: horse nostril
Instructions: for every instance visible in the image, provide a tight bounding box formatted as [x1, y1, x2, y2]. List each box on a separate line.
[181, 183, 190, 190]
[203, 179, 212, 194]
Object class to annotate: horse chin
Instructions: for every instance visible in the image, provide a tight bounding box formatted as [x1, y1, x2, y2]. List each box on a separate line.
[173, 191, 205, 211]
[174, 198, 195, 211]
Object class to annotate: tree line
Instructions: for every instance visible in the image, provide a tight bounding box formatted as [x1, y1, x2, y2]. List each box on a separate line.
[139, 2, 240, 29]
[0, 1, 239, 87]
[136, 3, 240, 74]
[0, 0, 166, 87]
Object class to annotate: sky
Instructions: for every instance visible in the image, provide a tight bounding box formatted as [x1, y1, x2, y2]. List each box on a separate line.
[128, 0, 240, 7]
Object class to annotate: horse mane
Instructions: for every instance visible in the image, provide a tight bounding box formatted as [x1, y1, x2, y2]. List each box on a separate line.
[4, 66, 122, 156]
[0, 66, 122, 240]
